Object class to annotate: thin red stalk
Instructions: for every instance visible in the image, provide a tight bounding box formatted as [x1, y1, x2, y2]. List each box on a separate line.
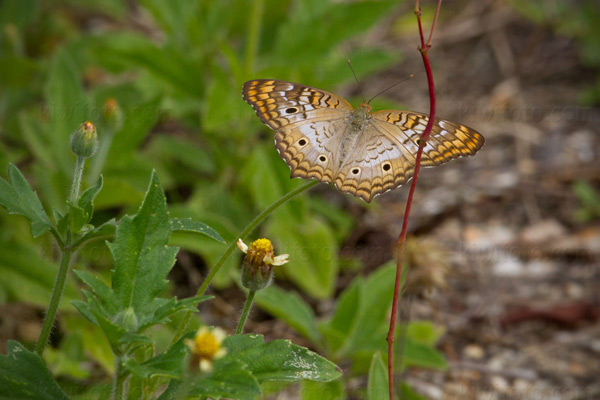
[386, 1, 442, 399]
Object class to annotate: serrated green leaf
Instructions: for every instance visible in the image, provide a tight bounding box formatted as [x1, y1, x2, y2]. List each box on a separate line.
[190, 359, 260, 400]
[224, 335, 341, 383]
[368, 352, 388, 400]
[255, 285, 323, 347]
[170, 217, 224, 243]
[0, 164, 52, 237]
[109, 170, 177, 312]
[0, 341, 69, 400]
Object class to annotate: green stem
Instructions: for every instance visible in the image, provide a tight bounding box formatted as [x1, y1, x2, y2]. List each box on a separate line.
[70, 156, 85, 203]
[171, 180, 318, 344]
[35, 249, 72, 355]
[244, 0, 264, 73]
[113, 356, 126, 400]
[236, 290, 256, 334]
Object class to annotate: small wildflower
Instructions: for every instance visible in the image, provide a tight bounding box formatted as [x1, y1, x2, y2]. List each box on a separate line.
[70, 121, 98, 158]
[185, 326, 227, 373]
[237, 238, 289, 291]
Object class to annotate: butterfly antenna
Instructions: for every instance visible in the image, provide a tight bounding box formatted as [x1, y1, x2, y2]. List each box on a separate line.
[347, 60, 366, 103]
[367, 74, 414, 104]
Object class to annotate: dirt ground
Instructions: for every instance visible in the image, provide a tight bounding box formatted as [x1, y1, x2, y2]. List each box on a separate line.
[354, 1, 600, 399]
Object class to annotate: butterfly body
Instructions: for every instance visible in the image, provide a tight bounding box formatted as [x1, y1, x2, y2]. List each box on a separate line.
[243, 79, 484, 202]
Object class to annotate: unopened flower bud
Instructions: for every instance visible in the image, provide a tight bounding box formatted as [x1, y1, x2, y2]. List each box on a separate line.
[114, 307, 138, 332]
[70, 121, 98, 158]
[237, 238, 289, 291]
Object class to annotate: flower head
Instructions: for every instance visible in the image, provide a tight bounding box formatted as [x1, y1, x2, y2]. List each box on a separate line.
[237, 238, 288, 290]
[70, 121, 98, 158]
[185, 326, 227, 372]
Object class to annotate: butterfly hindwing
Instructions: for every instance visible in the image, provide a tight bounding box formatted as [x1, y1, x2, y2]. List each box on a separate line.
[371, 110, 485, 167]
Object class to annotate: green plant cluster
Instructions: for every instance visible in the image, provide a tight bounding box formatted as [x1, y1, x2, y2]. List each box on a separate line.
[0, 0, 449, 399]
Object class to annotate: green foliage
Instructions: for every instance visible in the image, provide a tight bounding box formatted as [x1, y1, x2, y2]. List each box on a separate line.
[368, 352, 389, 400]
[0, 0, 452, 398]
[0, 341, 70, 400]
[0, 164, 52, 237]
[72, 172, 210, 353]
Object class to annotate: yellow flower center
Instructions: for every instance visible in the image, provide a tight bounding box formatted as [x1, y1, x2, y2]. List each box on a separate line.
[194, 331, 222, 359]
[249, 238, 273, 254]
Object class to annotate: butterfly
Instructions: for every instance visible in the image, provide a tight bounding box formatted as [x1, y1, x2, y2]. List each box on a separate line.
[242, 79, 484, 202]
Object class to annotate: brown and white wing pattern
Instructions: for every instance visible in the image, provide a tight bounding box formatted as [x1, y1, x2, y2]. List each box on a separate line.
[371, 110, 485, 167]
[243, 79, 354, 184]
[334, 130, 416, 202]
[333, 111, 484, 202]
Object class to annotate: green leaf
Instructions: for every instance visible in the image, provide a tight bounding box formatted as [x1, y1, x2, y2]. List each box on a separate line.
[406, 321, 444, 347]
[255, 285, 323, 347]
[401, 336, 447, 370]
[109, 170, 176, 311]
[189, 359, 260, 400]
[0, 164, 52, 237]
[0, 341, 69, 400]
[170, 217, 224, 243]
[224, 334, 341, 383]
[368, 352, 388, 400]
[77, 175, 104, 223]
[399, 382, 428, 400]
[75, 218, 117, 247]
[301, 380, 344, 400]
[267, 211, 339, 299]
[124, 337, 188, 379]
[322, 262, 398, 359]
[74, 171, 201, 346]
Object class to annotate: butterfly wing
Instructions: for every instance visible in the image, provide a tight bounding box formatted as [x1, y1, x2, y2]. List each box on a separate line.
[371, 110, 485, 166]
[243, 79, 354, 183]
[334, 111, 484, 202]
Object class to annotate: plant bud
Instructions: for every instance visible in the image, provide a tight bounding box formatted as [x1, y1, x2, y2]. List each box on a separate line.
[70, 121, 98, 158]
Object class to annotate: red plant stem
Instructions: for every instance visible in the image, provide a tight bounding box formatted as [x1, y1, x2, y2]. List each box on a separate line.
[386, 2, 442, 399]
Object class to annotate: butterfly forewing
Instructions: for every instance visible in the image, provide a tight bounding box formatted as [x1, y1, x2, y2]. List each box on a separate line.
[242, 79, 484, 202]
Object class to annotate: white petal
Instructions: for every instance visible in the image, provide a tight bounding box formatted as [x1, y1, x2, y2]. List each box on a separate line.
[236, 239, 248, 253]
[263, 254, 274, 264]
[215, 348, 227, 359]
[272, 254, 289, 266]
[211, 327, 227, 343]
[199, 359, 213, 373]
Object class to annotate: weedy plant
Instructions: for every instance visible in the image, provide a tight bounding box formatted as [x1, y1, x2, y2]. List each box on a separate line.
[0, 122, 341, 399]
[0, 1, 460, 399]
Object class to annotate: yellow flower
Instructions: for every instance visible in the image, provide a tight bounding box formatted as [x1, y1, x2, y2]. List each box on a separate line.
[237, 238, 289, 290]
[185, 326, 227, 372]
